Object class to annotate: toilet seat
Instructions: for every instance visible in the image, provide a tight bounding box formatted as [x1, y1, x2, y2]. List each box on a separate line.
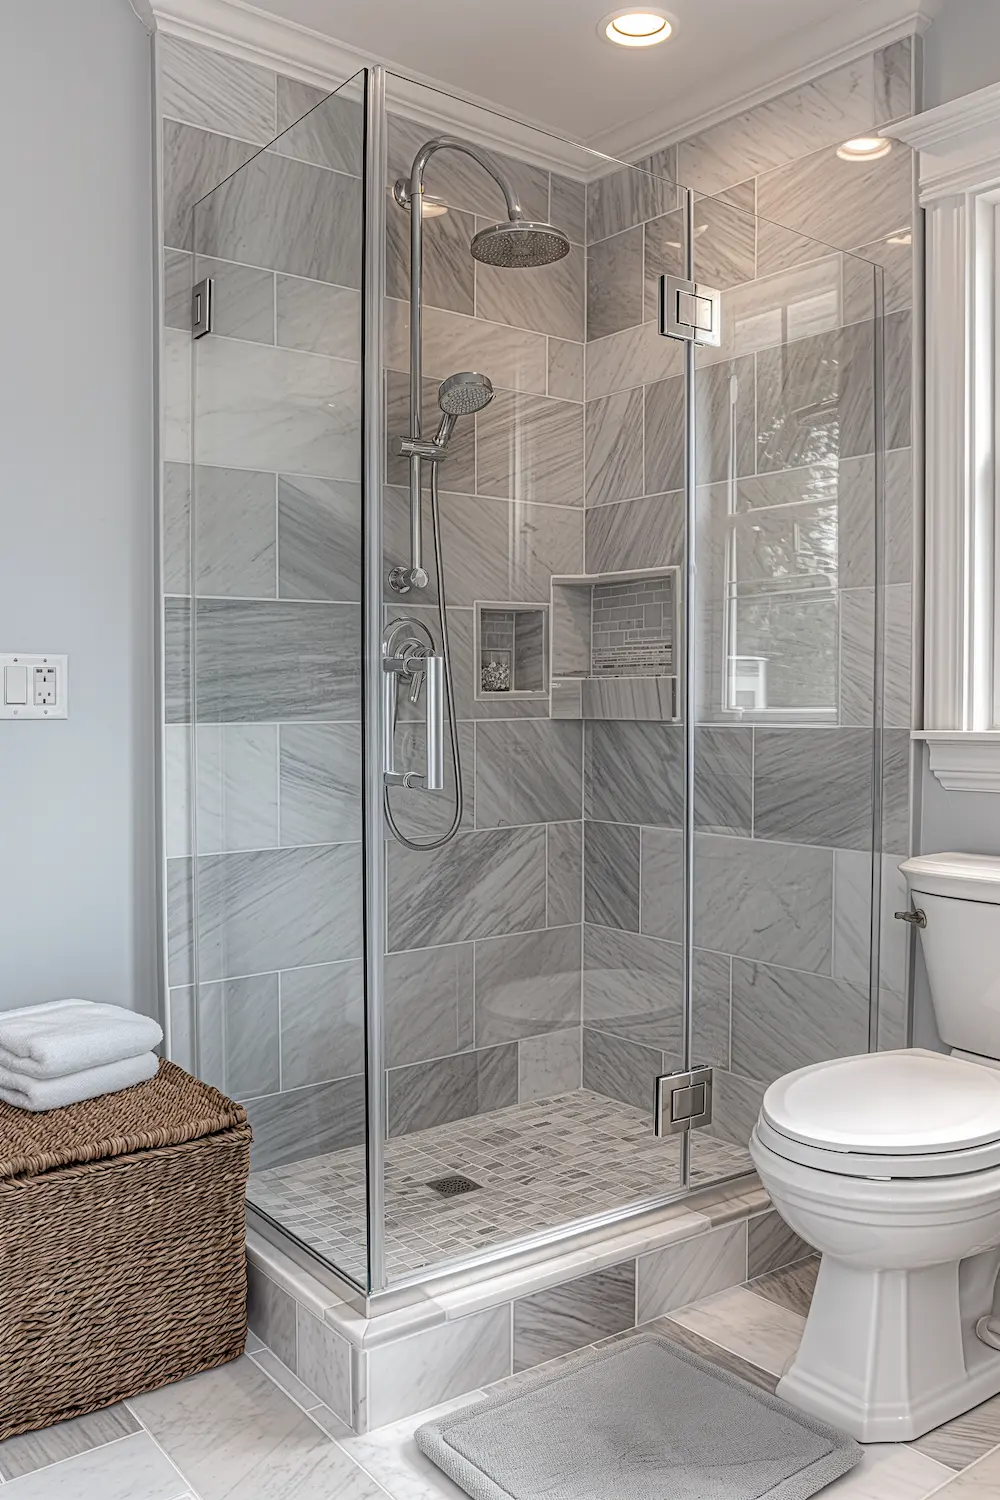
[759, 1048, 1000, 1180]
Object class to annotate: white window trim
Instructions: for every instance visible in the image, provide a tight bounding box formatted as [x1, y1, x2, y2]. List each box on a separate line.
[891, 85, 1000, 790]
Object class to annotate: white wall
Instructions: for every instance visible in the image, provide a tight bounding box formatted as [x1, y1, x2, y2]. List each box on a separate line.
[0, 1, 157, 1013]
[924, 0, 1000, 107]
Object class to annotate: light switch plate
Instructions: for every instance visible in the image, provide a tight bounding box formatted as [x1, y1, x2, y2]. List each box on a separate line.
[0, 654, 69, 719]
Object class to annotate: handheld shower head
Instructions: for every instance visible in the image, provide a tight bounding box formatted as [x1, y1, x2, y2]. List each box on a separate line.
[438, 371, 495, 416]
[471, 220, 571, 268]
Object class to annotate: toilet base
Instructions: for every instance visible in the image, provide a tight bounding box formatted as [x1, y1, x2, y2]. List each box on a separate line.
[777, 1250, 1000, 1442]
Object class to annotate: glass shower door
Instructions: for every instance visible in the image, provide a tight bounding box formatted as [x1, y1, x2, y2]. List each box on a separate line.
[176, 71, 374, 1290]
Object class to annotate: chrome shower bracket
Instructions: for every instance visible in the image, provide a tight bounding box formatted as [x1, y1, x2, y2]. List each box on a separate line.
[382, 619, 445, 792]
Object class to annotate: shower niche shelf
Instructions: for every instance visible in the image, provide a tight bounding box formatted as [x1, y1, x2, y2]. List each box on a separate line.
[475, 602, 549, 701]
[549, 567, 679, 722]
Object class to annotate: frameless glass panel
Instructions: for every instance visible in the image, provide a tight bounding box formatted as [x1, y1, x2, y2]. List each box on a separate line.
[179, 72, 371, 1290]
[689, 189, 886, 1183]
[377, 74, 692, 1288]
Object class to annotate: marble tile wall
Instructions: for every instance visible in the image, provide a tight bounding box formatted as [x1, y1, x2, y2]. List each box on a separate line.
[580, 38, 918, 1125]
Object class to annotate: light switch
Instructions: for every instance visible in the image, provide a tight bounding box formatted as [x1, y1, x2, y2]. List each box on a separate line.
[4, 665, 27, 705]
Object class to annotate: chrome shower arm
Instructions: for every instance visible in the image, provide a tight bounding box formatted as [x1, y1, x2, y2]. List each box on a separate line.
[404, 135, 524, 222]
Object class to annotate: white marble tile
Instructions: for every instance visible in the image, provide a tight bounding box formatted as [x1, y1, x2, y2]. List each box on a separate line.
[384, 297, 547, 394]
[366, 1307, 511, 1429]
[296, 1306, 352, 1422]
[163, 326, 191, 466]
[584, 318, 683, 401]
[253, 1347, 323, 1410]
[0, 1408, 141, 1484]
[821, 1444, 954, 1499]
[195, 723, 279, 854]
[277, 277, 362, 360]
[165, 724, 191, 859]
[194, 464, 277, 597]
[547, 338, 584, 401]
[668, 1284, 805, 1376]
[342, 1391, 486, 1499]
[637, 1222, 747, 1322]
[833, 847, 873, 986]
[0, 1432, 187, 1500]
[518, 1028, 582, 1102]
[159, 34, 276, 143]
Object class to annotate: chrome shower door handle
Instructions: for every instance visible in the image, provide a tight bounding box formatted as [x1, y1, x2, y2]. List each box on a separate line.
[424, 654, 444, 791]
[382, 651, 444, 791]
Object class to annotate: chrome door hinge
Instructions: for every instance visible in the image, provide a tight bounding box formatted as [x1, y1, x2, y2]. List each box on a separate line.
[654, 1066, 714, 1137]
[659, 275, 721, 347]
[192, 277, 215, 338]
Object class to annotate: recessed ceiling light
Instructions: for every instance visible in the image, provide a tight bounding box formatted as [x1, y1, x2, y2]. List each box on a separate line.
[600, 8, 674, 46]
[837, 136, 893, 162]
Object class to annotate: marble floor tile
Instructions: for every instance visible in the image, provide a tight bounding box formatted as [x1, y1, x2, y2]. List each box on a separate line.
[476, 719, 582, 827]
[280, 959, 364, 1088]
[730, 959, 870, 1084]
[748, 1257, 820, 1318]
[341, 1391, 486, 1500]
[0, 1432, 187, 1500]
[387, 825, 547, 951]
[820, 1445, 955, 1500]
[274, 76, 364, 176]
[668, 1284, 805, 1376]
[650, 1315, 778, 1393]
[0, 1406, 139, 1482]
[476, 390, 584, 507]
[637, 1222, 747, 1322]
[159, 34, 276, 143]
[518, 1028, 582, 1102]
[128, 1355, 383, 1499]
[587, 226, 643, 342]
[914, 1394, 1000, 1472]
[279, 722, 362, 845]
[385, 943, 475, 1069]
[584, 821, 640, 932]
[383, 297, 547, 394]
[513, 1260, 636, 1371]
[252, 1348, 323, 1411]
[276, 278, 362, 361]
[474, 925, 582, 1045]
[366, 1307, 511, 1429]
[475, 242, 585, 344]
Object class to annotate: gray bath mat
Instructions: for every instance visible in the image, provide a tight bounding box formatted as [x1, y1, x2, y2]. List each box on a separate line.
[415, 1332, 862, 1500]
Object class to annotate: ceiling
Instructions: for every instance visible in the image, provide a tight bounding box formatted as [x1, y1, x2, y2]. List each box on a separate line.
[236, 0, 938, 154]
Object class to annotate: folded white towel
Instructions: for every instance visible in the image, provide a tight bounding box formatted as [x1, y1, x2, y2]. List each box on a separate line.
[0, 1051, 160, 1112]
[0, 1000, 162, 1079]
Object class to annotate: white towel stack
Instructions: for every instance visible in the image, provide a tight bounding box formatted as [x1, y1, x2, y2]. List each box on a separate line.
[0, 1000, 163, 1112]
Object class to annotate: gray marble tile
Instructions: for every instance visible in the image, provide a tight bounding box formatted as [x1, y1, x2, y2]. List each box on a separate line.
[518, 1028, 582, 1102]
[551, 172, 587, 245]
[276, 277, 362, 359]
[192, 599, 360, 723]
[585, 319, 683, 401]
[838, 452, 878, 590]
[194, 256, 275, 344]
[839, 588, 876, 727]
[885, 308, 914, 453]
[387, 826, 547, 950]
[676, 57, 874, 198]
[845, 235, 913, 327]
[582, 1026, 663, 1112]
[547, 338, 584, 402]
[581, 677, 677, 721]
[168, 981, 222, 1093]
[162, 462, 191, 595]
[476, 719, 583, 826]
[756, 141, 914, 277]
[476, 241, 585, 343]
[194, 464, 275, 597]
[159, 34, 276, 142]
[384, 719, 475, 844]
[886, 446, 914, 587]
[651, 1317, 778, 1394]
[707, 1070, 768, 1150]
[164, 247, 193, 330]
[732, 959, 870, 1084]
[747, 1209, 813, 1279]
[386, 199, 475, 316]
[637, 1222, 747, 1321]
[584, 821, 640, 932]
[273, 76, 364, 176]
[756, 321, 877, 471]
[749, 1258, 820, 1318]
[914, 1391, 1000, 1472]
[163, 326, 191, 465]
[642, 829, 834, 975]
[221, 972, 280, 1097]
[195, 149, 362, 287]
[477, 391, 584, 506]
[437, 493, 583, 606]
[645, 362, 755, 495]
[129, 1351, 382, 1498]
[246, 1075, 365, 1169]
[162, 120, 258, 251]
[585, 387, 644, 506]
[645, 196, 756, 317]
[882, 727, 911, 856]
[385, 943, 475, 1068]
[165, 860, 193, 990]
[585, 490, 684, 574]
[278, 476, 361, 603]
[366, 1307, 511, 1429]
[587, 162, 678, 243]
[587, 226, 643, 342]
[586, 724, 752, 834]
[279, 722, 361, 845]
[246, 1263, 297, 1366]
[0, 1406, 139, 1482]
[194, 723, 279, 854]
[383, 297, 548, 394]
[388, 114, 549, 221]
[280, 959, 364, 1088]
[0, 1431, 188, 1500]
[387, 1043, 518, 1136]
[875, 37, 914, 126]
[754, 727, 874, 848]
[513, 1261, 636, 1372]
[583, 924, 682, 1056]
[195, 337, 360, 480]
[164, 598, 191, 726]
[295, 1307, 352, 1422]
[197, 842, 363, 980]
[547, 820, 583, 926]
[474, 926, 581, 1045]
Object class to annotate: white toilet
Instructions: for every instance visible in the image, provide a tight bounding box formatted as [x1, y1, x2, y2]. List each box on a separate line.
[749, 851, 1000, 1443]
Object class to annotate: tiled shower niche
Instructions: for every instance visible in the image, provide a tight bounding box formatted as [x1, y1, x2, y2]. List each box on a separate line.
[551, 567, 679, 722]
[476, 603, 548, 699]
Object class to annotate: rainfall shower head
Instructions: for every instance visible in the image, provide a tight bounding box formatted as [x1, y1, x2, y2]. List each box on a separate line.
[470, 220, 571, 269]
[438, 371, 495, 416]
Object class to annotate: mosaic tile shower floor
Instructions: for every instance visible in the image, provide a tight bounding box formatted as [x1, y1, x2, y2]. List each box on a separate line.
[249, 1089, 752, 1284]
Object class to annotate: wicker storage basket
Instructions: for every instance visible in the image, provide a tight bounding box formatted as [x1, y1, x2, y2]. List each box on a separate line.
[0, 1058, 251, 1441]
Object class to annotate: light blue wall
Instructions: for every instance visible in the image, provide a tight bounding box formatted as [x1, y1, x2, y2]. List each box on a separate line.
[0, 0, 157, 1013]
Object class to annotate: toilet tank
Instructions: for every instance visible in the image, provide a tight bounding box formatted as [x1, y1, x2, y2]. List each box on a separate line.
[901, 853, 1000, 1060]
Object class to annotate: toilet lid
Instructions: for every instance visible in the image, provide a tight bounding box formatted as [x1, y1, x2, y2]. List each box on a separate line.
[762, 1049, 1000, 1156]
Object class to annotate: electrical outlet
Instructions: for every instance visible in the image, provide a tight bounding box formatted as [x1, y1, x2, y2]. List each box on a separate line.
[0, 655, 68, 719]
[34, 667, 56, 706]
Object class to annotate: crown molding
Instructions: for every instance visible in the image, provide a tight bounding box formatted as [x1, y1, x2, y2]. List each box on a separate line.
[888, 82, 1000, 201]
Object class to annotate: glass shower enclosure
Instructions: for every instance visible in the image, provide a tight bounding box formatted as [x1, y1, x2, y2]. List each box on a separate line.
[168, 64, 885, 1303]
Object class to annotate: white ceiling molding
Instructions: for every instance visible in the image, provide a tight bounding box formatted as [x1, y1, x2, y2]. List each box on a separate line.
[916, 734, 1000, 795]
[889, 82, 1000, 201]
[153, 0, 937, 176]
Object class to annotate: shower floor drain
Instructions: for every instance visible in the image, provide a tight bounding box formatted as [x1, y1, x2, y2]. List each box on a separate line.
[427, 1174, 482, 1198]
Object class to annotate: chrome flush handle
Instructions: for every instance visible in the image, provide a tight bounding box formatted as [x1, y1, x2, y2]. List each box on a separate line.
[894, 908, 927, 928]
